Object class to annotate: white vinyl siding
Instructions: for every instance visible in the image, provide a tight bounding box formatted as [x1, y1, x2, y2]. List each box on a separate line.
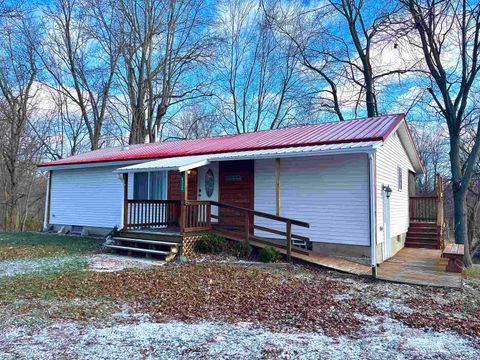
[49, 166, 126, 228]
[376, 132, 415, 241]
[254, 154, 370, 246]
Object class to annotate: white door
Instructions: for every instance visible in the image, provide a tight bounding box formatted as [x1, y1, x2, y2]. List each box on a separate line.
[197, 163, 219, 219]
[383, 188, 392, 259]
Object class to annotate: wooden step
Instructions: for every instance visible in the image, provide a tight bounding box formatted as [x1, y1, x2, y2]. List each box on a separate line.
[409, 223, 437, 229]
[119, 231, 182, 243]
[105, 244, 171, 255]
[406, 234, 438, 242]
[405, 241, 440, 249]
[113, 237, 180, 247]
[407, 228, 438, 235]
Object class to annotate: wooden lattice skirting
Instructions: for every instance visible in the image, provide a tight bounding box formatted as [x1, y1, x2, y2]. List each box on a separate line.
[182, 233, 206, 256]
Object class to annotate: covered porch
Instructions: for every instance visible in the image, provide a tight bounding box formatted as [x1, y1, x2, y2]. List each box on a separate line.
[114, 152, 313, 260]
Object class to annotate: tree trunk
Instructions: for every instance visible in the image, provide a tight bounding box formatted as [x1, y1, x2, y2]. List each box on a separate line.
[453, 186, 472, 266]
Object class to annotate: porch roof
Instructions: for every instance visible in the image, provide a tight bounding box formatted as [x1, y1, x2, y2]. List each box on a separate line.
[114, 141, 382, 173]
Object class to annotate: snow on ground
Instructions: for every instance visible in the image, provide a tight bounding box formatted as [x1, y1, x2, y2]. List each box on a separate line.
[0, 256, 87, 278]
[0, 316, 478, 360]
[0, 254, 160, 278]
[87, 254, 161, 272]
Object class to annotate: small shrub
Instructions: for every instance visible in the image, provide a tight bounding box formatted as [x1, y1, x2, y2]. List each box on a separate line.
[464, 264, 480, 279]
[258, 247, 281, 263]
[231, 241, 252, 259]
[194, 234, 227, 254]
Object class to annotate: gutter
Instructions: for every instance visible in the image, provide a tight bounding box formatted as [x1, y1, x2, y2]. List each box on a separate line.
[368, 152, 377, 277]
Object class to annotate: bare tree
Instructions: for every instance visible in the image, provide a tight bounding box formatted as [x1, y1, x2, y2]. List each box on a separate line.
[36, 0, 122, 151]
[266, 0, 419, 120]
[0, 16, 39, 231]
[115, 0, 212, 144]
[410, 121, 449, 193]
[398, 0, 480, 266]
[212, 0, 303, 134]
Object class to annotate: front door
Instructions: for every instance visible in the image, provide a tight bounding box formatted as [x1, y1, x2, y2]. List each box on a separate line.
[218, 160, 254, 229]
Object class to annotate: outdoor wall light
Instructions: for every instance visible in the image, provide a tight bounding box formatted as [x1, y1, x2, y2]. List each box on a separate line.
[383, 185, 392, 198]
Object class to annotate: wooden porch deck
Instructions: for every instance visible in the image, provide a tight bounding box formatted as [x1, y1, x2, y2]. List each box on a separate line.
[377, 248, 462, 288]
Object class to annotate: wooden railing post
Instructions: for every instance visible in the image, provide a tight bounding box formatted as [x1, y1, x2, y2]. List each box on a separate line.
[436, 174, 444, 248]
[286, 220, 292, 262]
[180, 201, 186, 234]
[207, 202, 212, 229]
[123, 173, 128, 229]
[244, 211, 250, 242]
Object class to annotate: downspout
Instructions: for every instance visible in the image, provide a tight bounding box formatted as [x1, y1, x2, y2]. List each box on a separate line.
[368, 152, 377, 278]
[43, 171, 50, 231]
[43, 170, 51, 231]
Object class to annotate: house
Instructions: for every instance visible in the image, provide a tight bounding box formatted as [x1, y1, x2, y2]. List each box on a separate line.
[38, 114, 437, 271]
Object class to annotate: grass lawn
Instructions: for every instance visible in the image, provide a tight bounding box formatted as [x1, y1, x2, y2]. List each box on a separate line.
[0, 232, 99, 260]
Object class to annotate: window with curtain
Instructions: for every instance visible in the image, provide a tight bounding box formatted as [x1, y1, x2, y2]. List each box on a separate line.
[149, 171, 166, 200]
[133, 172, 149, 200]
[133, 171, 166, 200]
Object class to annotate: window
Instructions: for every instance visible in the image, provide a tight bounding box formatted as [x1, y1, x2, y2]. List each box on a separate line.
[134, 172, 149, 199]
[397, 166, 403, 191]
[133, 171, 166, 200]
[149, 171, 166, 200]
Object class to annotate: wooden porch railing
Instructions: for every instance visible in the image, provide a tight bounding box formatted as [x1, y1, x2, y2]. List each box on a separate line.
[123, 198, 310, 261]
[181, 200, 212, 233]
[409, 195, 438, 222]
[210, 201, 310, 261]
[125, 200, 180, 229]
[408, 173, 445, 249]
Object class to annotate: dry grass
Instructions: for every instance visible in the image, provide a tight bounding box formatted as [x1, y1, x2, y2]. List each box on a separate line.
[0, 263, 379, 336]
[0, 232, 98, 260]
[464, 264, 480, 280]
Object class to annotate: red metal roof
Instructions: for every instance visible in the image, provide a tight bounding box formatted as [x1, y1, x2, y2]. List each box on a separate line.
[38, 114, 405, 168]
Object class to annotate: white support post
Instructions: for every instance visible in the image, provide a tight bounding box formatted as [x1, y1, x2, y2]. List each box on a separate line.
[369, 153, 377, 278]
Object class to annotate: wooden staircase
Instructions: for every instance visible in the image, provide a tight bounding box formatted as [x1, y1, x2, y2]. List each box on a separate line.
[105, 230, 182, 261]
[405, 222, 441, 249]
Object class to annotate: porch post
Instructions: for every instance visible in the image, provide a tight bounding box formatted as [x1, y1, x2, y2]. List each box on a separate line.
[179, 171, 188, 233]
[184, 171, 189, 201]
[123, 173, 128, 229]
[368, 153, 377, 278]
[275, 158, 281, 216]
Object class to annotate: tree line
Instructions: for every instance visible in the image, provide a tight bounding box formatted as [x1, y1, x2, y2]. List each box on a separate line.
[0, 0, 479, 265]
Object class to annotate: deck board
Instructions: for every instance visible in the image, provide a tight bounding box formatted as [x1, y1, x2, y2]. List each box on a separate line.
[377, 248, 462, 288]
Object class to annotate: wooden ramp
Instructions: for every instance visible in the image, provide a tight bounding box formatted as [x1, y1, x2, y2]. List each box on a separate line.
[212, 229, 371, 276]
[377, 248, 462, 288]
[216, 230, 462, 288]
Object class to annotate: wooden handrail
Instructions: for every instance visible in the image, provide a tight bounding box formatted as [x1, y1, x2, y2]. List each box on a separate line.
[210, 201, 310, 228]
[127, 199, 180, 204]
[410, 195, 438, 199]
[211, 201, 310, 262]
